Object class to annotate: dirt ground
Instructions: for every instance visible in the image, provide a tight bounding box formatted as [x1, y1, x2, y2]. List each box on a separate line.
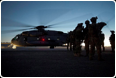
[1, 45, 115, 77]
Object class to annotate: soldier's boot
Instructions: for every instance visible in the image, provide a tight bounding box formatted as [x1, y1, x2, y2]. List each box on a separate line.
[98, 55, 104, 61]
[89, 55, 93, 60]
[67, 43, 69, 50]
[97, 50, 104, 61]
[98, 51, 102, 61]
[103, 47, 105, 52]
[73, 45, 75, 51]
[74, 53, 78, 56]
[77, 53, 81, 57]
[70, 45, 72, 51]
[92, 50, 95, 57]
[89, 50, 93, 60]
[85, 53, 89, 57]
[74, 50, 77, 56]
[92, 46, 95, 56]
[85, 43, 89, 56]
[89, 46, 94, 60]
[96, 45, 104, 61]
[85, 49, 89, 56]
[77, 46, 83, 57]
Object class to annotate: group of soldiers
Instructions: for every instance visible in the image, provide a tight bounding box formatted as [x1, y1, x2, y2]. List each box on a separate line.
[66, 16, 115, 61]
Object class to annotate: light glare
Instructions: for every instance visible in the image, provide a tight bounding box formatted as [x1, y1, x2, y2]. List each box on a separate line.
[12, 45, 16, 49]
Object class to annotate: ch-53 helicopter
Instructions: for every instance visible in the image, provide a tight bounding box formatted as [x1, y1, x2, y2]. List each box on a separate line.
[10, 25, 68, 49]
[2, 13, 113, 49]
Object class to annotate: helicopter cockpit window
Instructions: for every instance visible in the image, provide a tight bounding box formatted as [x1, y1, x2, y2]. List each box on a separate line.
[13, 35, 19, 40]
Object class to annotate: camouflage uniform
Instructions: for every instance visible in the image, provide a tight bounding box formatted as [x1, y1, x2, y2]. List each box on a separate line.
[109, 31, 115, 52]
[88, 17, 103, 60]
[73, 23, 84, 56]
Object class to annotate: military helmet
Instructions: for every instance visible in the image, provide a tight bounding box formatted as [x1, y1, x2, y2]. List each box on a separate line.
[77, 23, 83, 26]
[110, 30, 115, 33]
[85, 20, 90, 24]
[90, 16, 98, 23]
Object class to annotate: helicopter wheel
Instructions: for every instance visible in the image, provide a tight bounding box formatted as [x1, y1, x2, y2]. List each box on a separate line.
[50, 46, 54, 49]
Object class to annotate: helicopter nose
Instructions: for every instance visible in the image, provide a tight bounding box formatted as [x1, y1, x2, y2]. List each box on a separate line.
[11, 38, 15, 44]
[11, 38, 23, 47]
[11, 38, 17, 45]
[11, 39, 18, 46]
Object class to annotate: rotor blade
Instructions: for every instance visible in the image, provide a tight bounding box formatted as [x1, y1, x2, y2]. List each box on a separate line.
[45, 25, 54, 28]
[1, 17, 35, 28]
[46, 13, 93, 27]
[1, 29, 28, 33]
[98, 14, 115, 30]
[1, 27, 35, 34]
[37, 9, 71, 25]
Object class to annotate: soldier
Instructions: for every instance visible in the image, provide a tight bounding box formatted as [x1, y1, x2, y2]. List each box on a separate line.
[83, 20, 90, 56]
[66, 32, 70, 50]
[100, 31, 105, 52]
[66, 31, 74, 51]
[109, 31, 115, 52]
[70, 31, 75, 51]
[73, 23, 84, 56]
[88, 16, 104, 61]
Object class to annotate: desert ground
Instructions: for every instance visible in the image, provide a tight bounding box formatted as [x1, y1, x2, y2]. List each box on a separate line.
[1, 44, 115, 77]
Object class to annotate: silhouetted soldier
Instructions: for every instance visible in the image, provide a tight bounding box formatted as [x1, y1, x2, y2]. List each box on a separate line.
[71, 31, 75, 51]
[88, 17, 103, 60]
[83, 20, 90, 56]
[109, 31, 115, 52]
[67, 31, 74, 51]
[73, 23, 84, 56]
[100, 31, 105, 52]
[66, 32, 70, 50]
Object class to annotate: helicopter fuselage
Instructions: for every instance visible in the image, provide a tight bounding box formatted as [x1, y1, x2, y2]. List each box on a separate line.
[11, 30, 68, 48]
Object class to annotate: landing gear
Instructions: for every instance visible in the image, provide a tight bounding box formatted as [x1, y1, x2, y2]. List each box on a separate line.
[50, 46, 54, 49]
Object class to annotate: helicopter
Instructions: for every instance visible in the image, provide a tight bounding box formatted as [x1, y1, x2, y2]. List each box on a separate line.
[10, 25, 68, 49]
[2, 13, 114, 49]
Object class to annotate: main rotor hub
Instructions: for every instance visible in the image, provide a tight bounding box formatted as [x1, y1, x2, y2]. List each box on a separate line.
[35, 25, 47, 29]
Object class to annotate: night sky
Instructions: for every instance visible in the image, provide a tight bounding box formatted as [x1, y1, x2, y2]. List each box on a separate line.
[1, 1, 115, 46]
